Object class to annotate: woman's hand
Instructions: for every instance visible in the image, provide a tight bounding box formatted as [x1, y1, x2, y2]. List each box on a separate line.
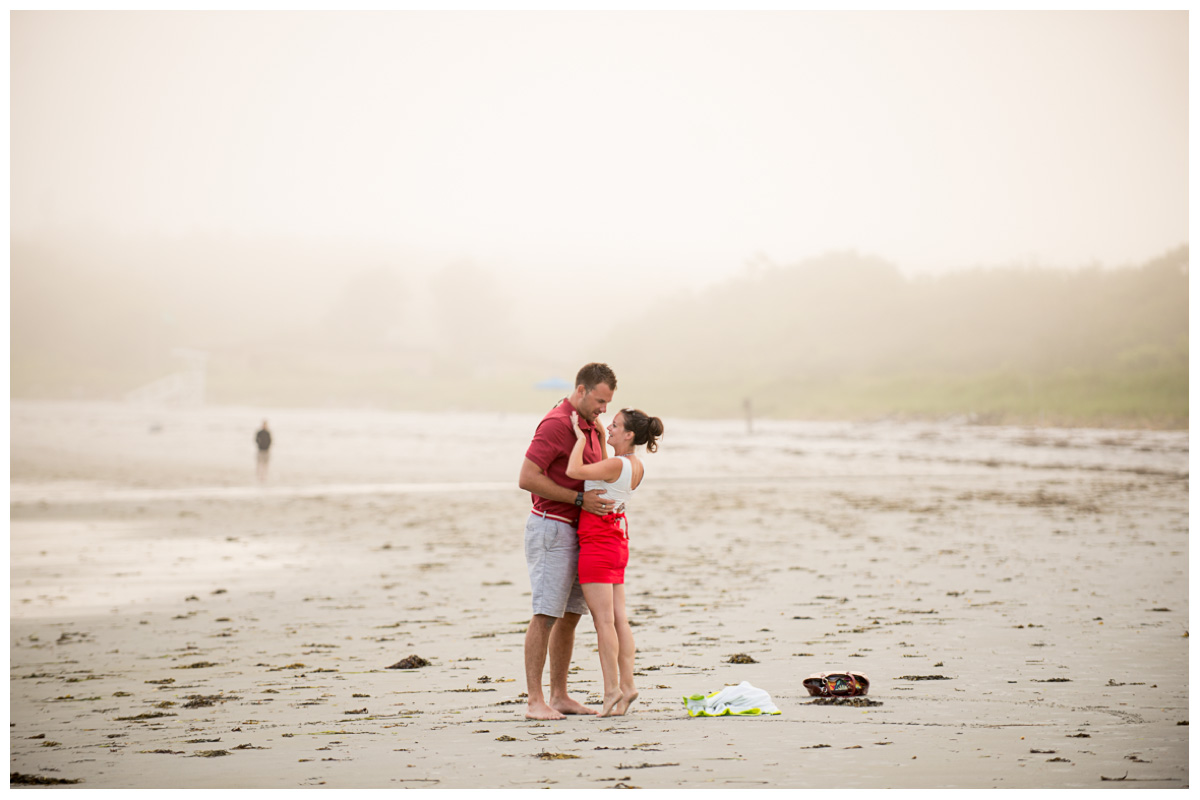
[570, 411, 585, 440]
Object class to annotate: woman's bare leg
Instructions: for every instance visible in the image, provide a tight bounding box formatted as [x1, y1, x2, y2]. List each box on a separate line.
[611, 583, 639, 715]
[582, 583, 621, 716]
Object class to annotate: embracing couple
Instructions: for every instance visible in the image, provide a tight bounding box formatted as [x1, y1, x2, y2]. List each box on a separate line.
[518, 362, 664, 720]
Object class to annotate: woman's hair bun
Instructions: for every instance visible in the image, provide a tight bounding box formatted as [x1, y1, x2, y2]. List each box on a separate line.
[622, 408, 664, 453]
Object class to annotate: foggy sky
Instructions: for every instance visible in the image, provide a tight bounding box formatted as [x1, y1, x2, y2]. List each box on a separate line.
[11, 10, 1188, 285]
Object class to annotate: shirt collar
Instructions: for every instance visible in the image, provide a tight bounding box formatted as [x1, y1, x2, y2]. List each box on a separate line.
[563, 398, 596, 431]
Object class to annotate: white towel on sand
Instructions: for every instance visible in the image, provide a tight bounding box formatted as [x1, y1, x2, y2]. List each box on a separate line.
[684, 681, 782, 717]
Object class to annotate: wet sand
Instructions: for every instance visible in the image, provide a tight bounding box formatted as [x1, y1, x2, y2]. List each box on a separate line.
[9, 403, 1189, 788]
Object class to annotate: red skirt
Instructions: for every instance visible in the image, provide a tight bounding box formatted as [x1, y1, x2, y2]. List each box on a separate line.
[577, 511, 628, 584]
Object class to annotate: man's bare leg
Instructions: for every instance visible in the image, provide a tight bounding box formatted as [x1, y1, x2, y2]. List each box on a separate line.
[524, 614, 565, 720]
[547, 612, 598, 715]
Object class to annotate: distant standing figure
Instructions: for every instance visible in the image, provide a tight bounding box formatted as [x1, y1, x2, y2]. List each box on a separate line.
[255, 420, 272, 481]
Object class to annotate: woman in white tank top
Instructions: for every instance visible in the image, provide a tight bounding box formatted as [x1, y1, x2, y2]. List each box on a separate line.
[567, 407, 664, 717]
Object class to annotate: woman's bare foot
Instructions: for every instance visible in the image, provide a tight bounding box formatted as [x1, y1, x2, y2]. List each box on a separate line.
[526, 699, 566, 720]
[550, 695, 599, 716]
[598, 691, 621, 717]
[613, 689, 639, 716]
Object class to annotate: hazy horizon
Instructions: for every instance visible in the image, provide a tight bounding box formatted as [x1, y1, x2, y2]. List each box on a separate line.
[10, 11, 1189, 425]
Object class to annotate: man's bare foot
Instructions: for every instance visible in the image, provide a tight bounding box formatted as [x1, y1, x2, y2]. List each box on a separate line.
[598, 691, 621, 717]
[526, 699, 566, 720]
[550, 695, 599, 716]
[613, 689, 639, 716]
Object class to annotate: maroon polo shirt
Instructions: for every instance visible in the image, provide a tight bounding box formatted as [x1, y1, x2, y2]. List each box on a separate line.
[525, 399, 602, 523]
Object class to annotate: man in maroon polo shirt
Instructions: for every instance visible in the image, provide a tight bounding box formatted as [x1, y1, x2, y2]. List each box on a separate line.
[518, 362, 618, 720]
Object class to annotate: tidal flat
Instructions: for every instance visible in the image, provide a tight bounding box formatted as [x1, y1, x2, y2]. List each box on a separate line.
[10, 402, 1188, 789]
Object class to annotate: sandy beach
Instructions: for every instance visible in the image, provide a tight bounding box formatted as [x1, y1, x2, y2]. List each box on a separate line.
[9, 401, 1189, 789]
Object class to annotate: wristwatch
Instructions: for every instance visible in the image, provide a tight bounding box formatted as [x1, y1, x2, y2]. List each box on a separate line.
[575, 492, 584, 507]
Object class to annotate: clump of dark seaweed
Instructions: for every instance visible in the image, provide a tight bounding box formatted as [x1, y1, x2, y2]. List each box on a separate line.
[11, 772, 82, 785]
[183, 694, 240, 709]
[114, 712, 177, 721]
[388, 655, 431, 669]
[808, 697, 882, 707]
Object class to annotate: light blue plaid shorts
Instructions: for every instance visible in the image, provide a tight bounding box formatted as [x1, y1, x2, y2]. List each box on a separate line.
[524, 513, 588, 617]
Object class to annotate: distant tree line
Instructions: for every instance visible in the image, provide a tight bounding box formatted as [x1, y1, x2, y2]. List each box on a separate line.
[10, 231, 1187, 425]
[602, 247, 1187, 426]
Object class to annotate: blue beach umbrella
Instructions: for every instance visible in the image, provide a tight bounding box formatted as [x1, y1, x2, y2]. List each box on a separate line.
[534, 377, 572, 392]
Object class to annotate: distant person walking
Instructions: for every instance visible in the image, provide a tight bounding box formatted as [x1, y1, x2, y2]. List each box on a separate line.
[567, 407, 663, 716]
[518, 362, 619, 720]
[255, 420, 272, 481]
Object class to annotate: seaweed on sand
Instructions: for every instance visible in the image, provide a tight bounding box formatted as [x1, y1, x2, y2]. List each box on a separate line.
[387, 655, 431, 669]
[11, 772, 82, 785]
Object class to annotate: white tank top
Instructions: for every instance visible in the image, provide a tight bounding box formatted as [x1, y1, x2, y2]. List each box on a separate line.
[585, 455, 637, 512]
